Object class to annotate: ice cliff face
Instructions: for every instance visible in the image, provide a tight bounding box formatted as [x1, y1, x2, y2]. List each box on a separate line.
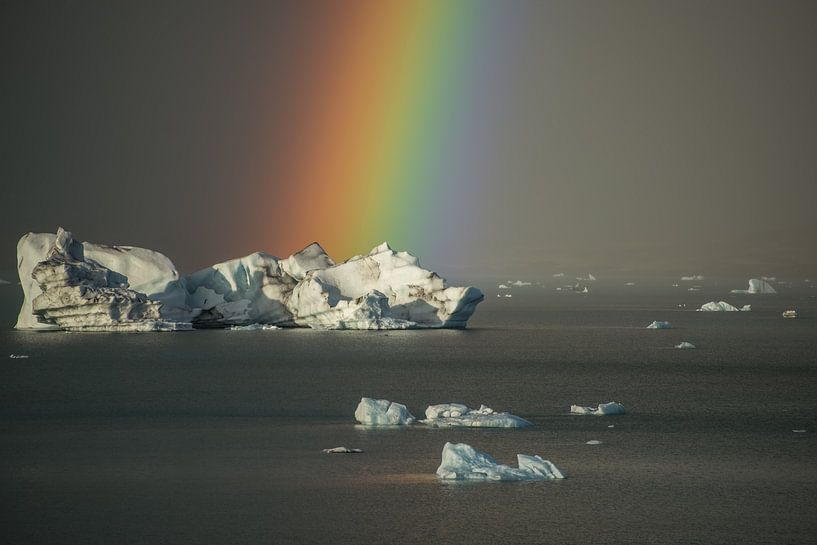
[16, 228, 483, 331]
[436, 442, 565, 481]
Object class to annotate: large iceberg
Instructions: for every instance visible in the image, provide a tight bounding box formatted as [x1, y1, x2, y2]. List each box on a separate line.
[421, 403, 532, 428]
[354, 398, 416, 425]
[15, 228, 483, 331]
[570, 402, 625, 416]
[731, 278, 777, 294]
[436, 442, 564, 481]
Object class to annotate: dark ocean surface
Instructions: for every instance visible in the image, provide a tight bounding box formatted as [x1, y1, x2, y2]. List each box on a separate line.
[1, 279, 816, 544]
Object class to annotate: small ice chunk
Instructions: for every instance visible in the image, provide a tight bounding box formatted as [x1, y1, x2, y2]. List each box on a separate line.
[322, 447, 363, 453]
[354, 397, 416, 425]
[607, 425, 615, 428]
[792, 429, 806, 433]
[782, 310, 797, 319]
[675, 341, 696, 349]
[503, 294, 513, 298]
[511, 280, 531, 286]
[741, 305, 751, 311]
[422, 403, 531, 428]
[9, 354, 30, 359]
[436, 442, 564, 481]
[571, 402, 625, 416]
[585, 440, 603, 445]
[229, 323, 280, 330]
[681, 275, 704, 281]
[646, 321, 672, 329]
[625, 282, 636, 286]
[498, 284, 509, 289]
[552, 273, 565, 278]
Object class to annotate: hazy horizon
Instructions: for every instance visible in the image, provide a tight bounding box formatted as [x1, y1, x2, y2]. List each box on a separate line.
[2, 0, 816, 278]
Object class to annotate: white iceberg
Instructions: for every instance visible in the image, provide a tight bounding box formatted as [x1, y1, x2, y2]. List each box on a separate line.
[697, 301, 741, 312]
[436, 442, 564, 481]
[646, 321, 672, 329]
[681, 275, 704, 281]
[585, 440, 603, 445]
[675, 341, 696, 349]
[731, 278, 777, 294]
[354, 397, 416, 425]
[498, 284, 509, 289]
[9, 354, 30, 359]
[741, 305, 751, 311]
[322, 447, 363, 454]
[570, 402, 625, 416]
[503, 294, 513, 298]
[510, 280, 531, 286]
[782, 310, 797, 319]
[16, 229, 483, 331]
[422, 403, 532, 428]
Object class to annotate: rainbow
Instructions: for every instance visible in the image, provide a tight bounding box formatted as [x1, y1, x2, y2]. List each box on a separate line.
[252, 0, 491, 263]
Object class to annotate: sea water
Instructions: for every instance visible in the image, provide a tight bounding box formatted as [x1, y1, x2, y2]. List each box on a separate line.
[1, 280, 816, 544]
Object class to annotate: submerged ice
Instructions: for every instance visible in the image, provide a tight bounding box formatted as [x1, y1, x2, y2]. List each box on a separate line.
[436, 442, 564, 481]
[422, 403, 532, 428]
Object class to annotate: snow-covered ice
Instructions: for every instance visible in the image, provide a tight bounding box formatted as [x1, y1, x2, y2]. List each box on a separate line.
[646, 321, 672, 329]
[16, 229, 483, 331]
[354, 398, 416, 425]
[322, 447, 363, 454]
[571, 402, 625, 416]
[675, 341, 696, 349]
[436, 442, 564, 481]
[422, 403, 532, 428]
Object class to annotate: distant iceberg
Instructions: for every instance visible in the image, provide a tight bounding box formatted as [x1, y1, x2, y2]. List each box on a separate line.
[354, 397, 415, 426]
[697, 301, 741, 312]
[741, 305, 751, 311]
[571, 402, 625, 416]
[436, 442, 564, 481]
[681, 275, 704, 281]
[498, 284, 509, 289]
[646, 321, 672, 329]
[510, 280, 532, 287]
[731, 278, 777, 294]
[552, 273, 565, 278]
[576, 273, 597, 282]
[322, 447, 363, 454]
[675, 341, 696, 349]
[422, 403, 532, 428]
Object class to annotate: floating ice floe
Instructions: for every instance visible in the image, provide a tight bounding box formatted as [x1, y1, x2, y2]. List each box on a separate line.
[9, 354, 30, 359]
[576, 274, 597, 282]
[646, 321, 672, 329]
[498, 284, 509, 289]
[503, 294, 513, 298]
[585, 440, 603, 445]
[571, 402, 625, 416]
[782, 310, 798, 319]
[675, 341, 696, 349]
[322, 447, 363, 454]
[792, 429, 806, 433]
[681, 275, 704, 281]
[354, 397, 416, 425]
[731, 278, 777, 295]
[697, 301, 742, 312]
[741, 305, 751, 311]
[16, 228, 483, 331]
[552, 273, 565, 278]
[229, 323, 279, 331]
[510, 280, 531, 287]
[436, 442, 564, 481]
[422, 403, 532, 428]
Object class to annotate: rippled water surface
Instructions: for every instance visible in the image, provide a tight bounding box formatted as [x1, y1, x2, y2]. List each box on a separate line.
[1, 281, 816, 544]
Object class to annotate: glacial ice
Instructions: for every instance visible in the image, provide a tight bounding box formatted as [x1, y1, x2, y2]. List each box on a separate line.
[422, 403, 532, 428]
[570, 402, 625, 416]
[436, 442, 564, 481]
[646, 321, 672, 329]
[16, 229, 483, 331]
[229, 323, 279, 331]
[354, 398, 416, 425]
[675, 341, 696, 349]
[698, 301, 741, 312]
[322, 447, 363, 454]
[731, 278, 777, 294]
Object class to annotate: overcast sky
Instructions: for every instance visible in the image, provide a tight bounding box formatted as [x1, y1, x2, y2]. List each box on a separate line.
[2, 0, 815, 279]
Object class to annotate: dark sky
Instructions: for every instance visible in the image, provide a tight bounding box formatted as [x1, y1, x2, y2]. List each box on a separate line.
[2, 0, 816, 279]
